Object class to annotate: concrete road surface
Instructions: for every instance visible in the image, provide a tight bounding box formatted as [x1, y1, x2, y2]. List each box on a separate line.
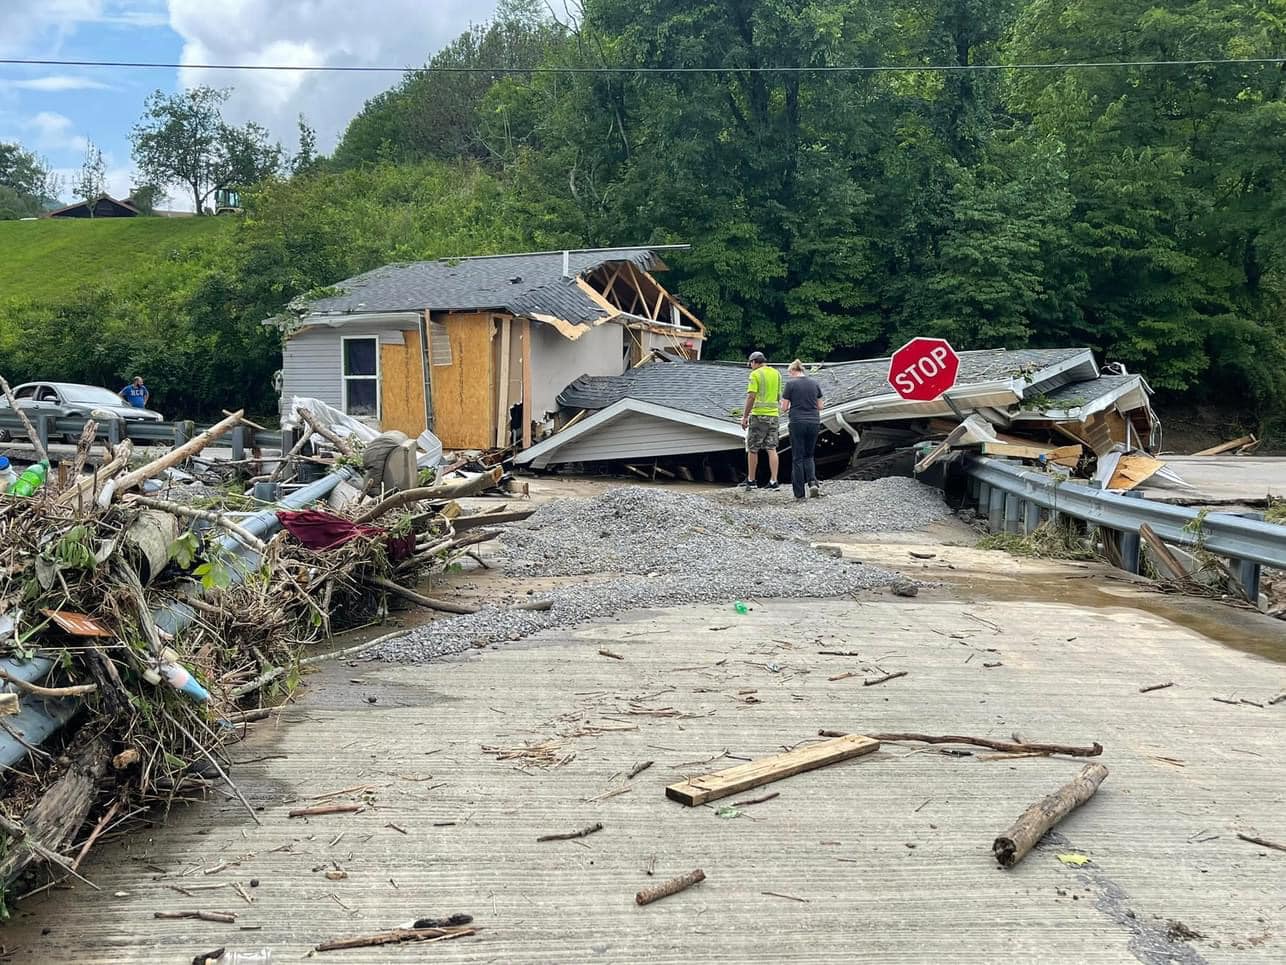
[4, 544, 1284, 964]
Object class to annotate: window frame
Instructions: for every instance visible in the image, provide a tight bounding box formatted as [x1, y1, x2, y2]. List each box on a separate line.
[340, 334, 381, 419]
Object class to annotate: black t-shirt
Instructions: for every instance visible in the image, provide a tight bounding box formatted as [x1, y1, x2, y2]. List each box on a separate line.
[782, 375, 823, 424]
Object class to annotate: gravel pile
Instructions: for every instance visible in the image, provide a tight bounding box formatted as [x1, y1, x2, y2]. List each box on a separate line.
[374, 480, 945, 663]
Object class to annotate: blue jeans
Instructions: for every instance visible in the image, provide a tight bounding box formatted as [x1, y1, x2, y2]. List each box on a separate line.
[789, 421, 820, 498]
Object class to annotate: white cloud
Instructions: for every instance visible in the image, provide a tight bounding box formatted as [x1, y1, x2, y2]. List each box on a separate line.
[25, 111, 89, 152]
[0, 2, 168, 53]
[5, 75, 112, 92]
[167, 0, 499, 154]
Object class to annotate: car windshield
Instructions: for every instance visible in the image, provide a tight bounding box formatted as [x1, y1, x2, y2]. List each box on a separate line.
[61, 385, 131, 406]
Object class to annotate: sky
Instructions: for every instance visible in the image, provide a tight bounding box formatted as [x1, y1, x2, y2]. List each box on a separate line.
[0, 0, 499, 208]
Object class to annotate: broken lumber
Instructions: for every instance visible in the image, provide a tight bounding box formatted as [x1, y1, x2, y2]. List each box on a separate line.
[992, 763, 1109, 868]
[818, 730, 1103, 757]
[55, 440, 133, 509]
[665, 734, 879, 807]
[1193, 435, 1256, 457]
[451, 508, 536, 532]
[316, 926, 478, 952]
[353, 467, 504, 524]
[288, 803, 362, 818]
[1107, 454, 1166, 492]
[114, 410, 244, 498]
[636, 869, 705, 906]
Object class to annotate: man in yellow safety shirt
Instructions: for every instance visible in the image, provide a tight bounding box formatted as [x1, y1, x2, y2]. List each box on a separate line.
[740, 351, 781, 489]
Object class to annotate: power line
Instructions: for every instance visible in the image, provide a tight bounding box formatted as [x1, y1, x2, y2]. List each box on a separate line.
[0, 56, 1284, 75]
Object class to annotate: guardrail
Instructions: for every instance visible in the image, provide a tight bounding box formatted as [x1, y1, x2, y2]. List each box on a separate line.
[0, 411, 282, 456]
[959, 454, 1283, 600]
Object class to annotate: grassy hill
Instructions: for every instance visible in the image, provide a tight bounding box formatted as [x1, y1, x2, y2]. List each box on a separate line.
[0, 217, 231, 302]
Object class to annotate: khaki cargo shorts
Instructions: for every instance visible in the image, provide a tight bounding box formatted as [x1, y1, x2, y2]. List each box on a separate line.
[745, 415, 779, 452]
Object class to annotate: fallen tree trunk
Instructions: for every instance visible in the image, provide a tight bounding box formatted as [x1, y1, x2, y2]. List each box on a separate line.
[296, 406, 355, 457]
[992, 763, 1110, 868]
[0, 730, 109, 890]
[818, 730, 1103, 758]
[112, 410, 243, 498]
[367, 576, 478, 615]
[353, 467, 504, 524]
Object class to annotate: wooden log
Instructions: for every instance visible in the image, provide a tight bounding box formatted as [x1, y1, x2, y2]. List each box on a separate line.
[368, 576, 479, 615]
[818, 730, 1103, 757]
[113, 410, 244, 498]
[0, 375, 50, 462]
[1138, 523, 1189, 581]
[451, 508, 536, 532]
[315, 926, 477, 952]
[666, 734, 880, 807]
[123, 494, 267, 552]
[352, 467, 504, 524]
[0, 732, 108, 889]
[296, 406, 355, 457]
[992, 763, 1109, 867]
[636, 869, 705, 906]
[55, 440, 133, 509]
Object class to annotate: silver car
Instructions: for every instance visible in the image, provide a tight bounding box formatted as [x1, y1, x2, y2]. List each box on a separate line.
[0, 381, 164, 435]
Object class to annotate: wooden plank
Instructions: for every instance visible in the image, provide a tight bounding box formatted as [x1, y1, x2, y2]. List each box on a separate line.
[521, 319, 533, 449]
[378, 327, 427, 437]
[665, 734, 880, 807]
[1193, 434, 1256, 457]
[429, 312, 496, 450]
[1107, 454, 1165, 491]
[495, 316, 511, 449]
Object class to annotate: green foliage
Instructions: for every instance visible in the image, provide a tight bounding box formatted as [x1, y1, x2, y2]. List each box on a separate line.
[168, 531, 200, 569]
[0, 141, 58, 219]
[978, 521, 1100, 560]
[131, 86, 284, 214]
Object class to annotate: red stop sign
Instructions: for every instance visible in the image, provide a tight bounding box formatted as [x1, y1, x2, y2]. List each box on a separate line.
[888, 337, 960, 402]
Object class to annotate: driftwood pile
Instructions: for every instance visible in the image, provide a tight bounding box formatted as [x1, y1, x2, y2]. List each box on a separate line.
[0, 403, 517, 907]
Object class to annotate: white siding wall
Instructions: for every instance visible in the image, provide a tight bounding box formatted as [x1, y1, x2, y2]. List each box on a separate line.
[533, 410, 741, 467]
[279, 323, 410, 419]
[531, 321, 626, 419]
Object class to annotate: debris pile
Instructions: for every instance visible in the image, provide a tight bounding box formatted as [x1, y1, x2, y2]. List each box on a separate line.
[374, 485, 915, 662]
[0, 400, 519, 902]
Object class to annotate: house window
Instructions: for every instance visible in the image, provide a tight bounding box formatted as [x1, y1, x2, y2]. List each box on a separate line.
[342, 336, 380, 418]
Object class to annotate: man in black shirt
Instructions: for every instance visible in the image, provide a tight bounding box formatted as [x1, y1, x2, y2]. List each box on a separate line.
[780, 360, 824, 500]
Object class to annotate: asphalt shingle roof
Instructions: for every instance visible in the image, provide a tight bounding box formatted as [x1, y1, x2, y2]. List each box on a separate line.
[558, 348, 1093, 424]
[304, 247, 668, 324]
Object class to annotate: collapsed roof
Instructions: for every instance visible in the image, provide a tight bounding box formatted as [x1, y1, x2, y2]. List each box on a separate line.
[517, 347, 1151, 469]
[296, 246, 702, 340]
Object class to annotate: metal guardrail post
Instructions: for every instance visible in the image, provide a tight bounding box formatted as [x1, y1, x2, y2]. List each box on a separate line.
[173, 421, 189, 447]
[1003, 493, 1020, 534]
[1022, 499, 1041, 534]
[34, 413, 53, 451]
[1234, 558, 1262, 603]
[987, 487, 1004, 532]
[1118, 531, 1141, 574]
[978, 481, 990, 514]
[106, 418, 123, 445]
[230, 425, 247, 462]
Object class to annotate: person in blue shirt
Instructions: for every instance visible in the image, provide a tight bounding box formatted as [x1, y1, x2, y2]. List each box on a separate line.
[119, 376, 150, 409]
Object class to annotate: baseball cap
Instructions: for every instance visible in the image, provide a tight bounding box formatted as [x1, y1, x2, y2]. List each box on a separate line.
[747, 351, 766, 363]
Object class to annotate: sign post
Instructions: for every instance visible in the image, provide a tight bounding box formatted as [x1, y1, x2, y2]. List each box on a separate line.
[887, 337, 960, 402]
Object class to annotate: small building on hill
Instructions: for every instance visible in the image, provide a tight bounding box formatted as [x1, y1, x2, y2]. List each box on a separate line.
[45, 194, 139, 219]
[270, 245, 706, 450]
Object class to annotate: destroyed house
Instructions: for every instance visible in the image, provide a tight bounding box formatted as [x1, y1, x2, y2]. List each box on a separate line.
[271, 246, 706, 450]
[516, 347, 1156, 472]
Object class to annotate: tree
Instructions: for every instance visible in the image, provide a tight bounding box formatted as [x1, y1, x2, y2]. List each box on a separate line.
[0, 141, 57, 219]
[291, 115, 319, 176]
[127, 182, 165, 215]
[130, 86, 283, 214]
[73, 140, 107, 204]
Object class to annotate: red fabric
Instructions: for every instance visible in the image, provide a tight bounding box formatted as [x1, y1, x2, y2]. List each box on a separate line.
[277, 509, 384, 551]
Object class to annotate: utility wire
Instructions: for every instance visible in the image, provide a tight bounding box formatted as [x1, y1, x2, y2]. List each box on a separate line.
[0, 56, 1284, 74]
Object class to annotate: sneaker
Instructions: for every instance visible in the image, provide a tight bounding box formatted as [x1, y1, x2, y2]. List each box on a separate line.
[768, 480, 780, 490]
[809, 482, 821, 498]
[738, 479, 756, 490]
